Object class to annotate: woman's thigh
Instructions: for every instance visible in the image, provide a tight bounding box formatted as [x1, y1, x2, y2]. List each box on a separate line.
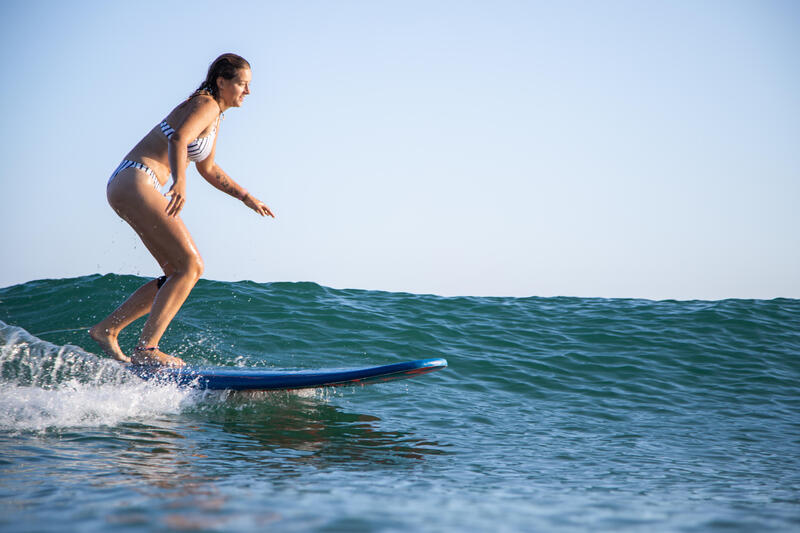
[107, 169, 203, 275]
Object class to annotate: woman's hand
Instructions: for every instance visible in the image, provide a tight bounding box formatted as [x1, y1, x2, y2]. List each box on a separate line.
[166, 181, 186, 217]
[243, 193, 275, 218]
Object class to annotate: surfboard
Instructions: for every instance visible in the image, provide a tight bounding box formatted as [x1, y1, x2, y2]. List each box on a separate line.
[126, 358, 447, 391]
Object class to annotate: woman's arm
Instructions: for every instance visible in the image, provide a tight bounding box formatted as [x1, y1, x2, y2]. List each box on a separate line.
[197, 162, 275, 218]
[165, 96, 220, 217]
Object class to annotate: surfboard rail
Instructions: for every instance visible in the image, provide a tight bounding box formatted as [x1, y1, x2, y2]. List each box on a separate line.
[126, 358, 448, 391]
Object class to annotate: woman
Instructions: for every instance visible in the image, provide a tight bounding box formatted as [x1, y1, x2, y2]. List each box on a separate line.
[90, 53, 274, 367]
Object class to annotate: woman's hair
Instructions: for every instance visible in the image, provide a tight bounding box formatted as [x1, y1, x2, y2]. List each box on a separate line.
[191, 53, 251, 99]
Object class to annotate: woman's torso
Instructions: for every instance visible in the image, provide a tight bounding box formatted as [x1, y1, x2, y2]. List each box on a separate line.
[123, 96, 219, 186]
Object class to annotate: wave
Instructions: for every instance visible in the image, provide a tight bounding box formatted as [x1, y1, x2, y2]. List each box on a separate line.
[1, 275, 798, 434]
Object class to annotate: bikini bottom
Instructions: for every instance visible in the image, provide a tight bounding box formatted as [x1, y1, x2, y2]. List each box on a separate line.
[108, 160, 162, 193]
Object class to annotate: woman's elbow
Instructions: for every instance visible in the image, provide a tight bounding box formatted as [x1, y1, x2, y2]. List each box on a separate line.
[196, 160, 216, 178]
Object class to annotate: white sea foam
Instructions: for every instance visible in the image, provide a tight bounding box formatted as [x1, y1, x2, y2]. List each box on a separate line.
[0, 320, 199, 432]
[0, 380, 196, 432]
[0, 320, 330, 431]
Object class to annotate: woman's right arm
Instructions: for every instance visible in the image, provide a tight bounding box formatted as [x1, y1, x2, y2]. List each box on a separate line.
[165, 96, 220, 217]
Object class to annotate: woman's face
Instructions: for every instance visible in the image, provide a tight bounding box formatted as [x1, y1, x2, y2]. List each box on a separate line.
[218, 68, 252, 108]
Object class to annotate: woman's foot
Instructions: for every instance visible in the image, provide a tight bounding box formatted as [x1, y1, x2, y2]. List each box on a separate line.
[131, 346, 186, 367]
[89, 324, 131, 363]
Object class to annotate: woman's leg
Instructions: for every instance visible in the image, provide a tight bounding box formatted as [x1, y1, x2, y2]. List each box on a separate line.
[90, 278, 161, 362]
[103, 168, 204, 366]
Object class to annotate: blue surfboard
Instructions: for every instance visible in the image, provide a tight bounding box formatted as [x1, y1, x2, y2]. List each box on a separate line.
[127, 358, 447, 391]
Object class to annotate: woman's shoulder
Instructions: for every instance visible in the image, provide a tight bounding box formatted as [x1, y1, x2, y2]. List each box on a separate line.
[167, 94, 220, 126]
[188, 92, 217, 107]
[180, 93, 219, 114]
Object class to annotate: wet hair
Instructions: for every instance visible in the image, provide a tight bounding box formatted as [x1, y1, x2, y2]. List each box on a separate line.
[191, 53, 251, 99]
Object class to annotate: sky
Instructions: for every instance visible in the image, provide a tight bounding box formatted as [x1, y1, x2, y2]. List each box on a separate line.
[0, 0, 798, 300]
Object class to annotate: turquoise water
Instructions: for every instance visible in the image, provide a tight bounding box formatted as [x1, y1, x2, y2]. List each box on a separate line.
[1, 274, 798, 532]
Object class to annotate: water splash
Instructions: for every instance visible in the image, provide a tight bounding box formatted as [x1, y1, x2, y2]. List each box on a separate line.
[0, 320, 197, 432]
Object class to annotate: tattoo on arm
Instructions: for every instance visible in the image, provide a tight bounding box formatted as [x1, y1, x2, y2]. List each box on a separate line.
[213, 168, 247, 200]
[215, 170, 235, 195]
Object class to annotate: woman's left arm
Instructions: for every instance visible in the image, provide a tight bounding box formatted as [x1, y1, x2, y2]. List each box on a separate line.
[195, 124, 274, 218]
[197, 161, 275, 218]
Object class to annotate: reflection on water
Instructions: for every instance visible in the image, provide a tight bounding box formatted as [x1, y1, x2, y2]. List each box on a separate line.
[28, 390, 448, 531]
[203, 391, 447, 467]
[109, 391, 446, 481]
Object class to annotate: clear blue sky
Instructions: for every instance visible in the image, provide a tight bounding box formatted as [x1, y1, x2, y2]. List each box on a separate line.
[1, 0, 798, 299]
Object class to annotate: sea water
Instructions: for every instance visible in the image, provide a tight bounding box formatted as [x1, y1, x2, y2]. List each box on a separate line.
[1, 274, 798, 532]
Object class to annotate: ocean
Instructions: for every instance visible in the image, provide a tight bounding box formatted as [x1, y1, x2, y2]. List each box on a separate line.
[1, 274, 798, 532]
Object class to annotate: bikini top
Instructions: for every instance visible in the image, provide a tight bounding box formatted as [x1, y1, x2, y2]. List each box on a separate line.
[160, 117, 218, 162]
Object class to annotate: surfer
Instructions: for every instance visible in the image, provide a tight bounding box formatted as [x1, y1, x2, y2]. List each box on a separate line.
[90, 53, 274, 367]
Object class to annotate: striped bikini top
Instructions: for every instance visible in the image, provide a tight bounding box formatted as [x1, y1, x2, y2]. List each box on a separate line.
[160, 117, 218, 162]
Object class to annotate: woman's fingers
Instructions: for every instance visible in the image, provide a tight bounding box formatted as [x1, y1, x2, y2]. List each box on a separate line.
[244, 195, 275, 218]
[166, 192, 184, 217]
[255, 200, 274, 218]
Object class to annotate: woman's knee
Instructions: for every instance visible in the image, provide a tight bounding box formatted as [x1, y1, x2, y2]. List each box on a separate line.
[166, 252, 203, 281]
[169, 259, 203, 286]
[185, 253, 204, 281]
